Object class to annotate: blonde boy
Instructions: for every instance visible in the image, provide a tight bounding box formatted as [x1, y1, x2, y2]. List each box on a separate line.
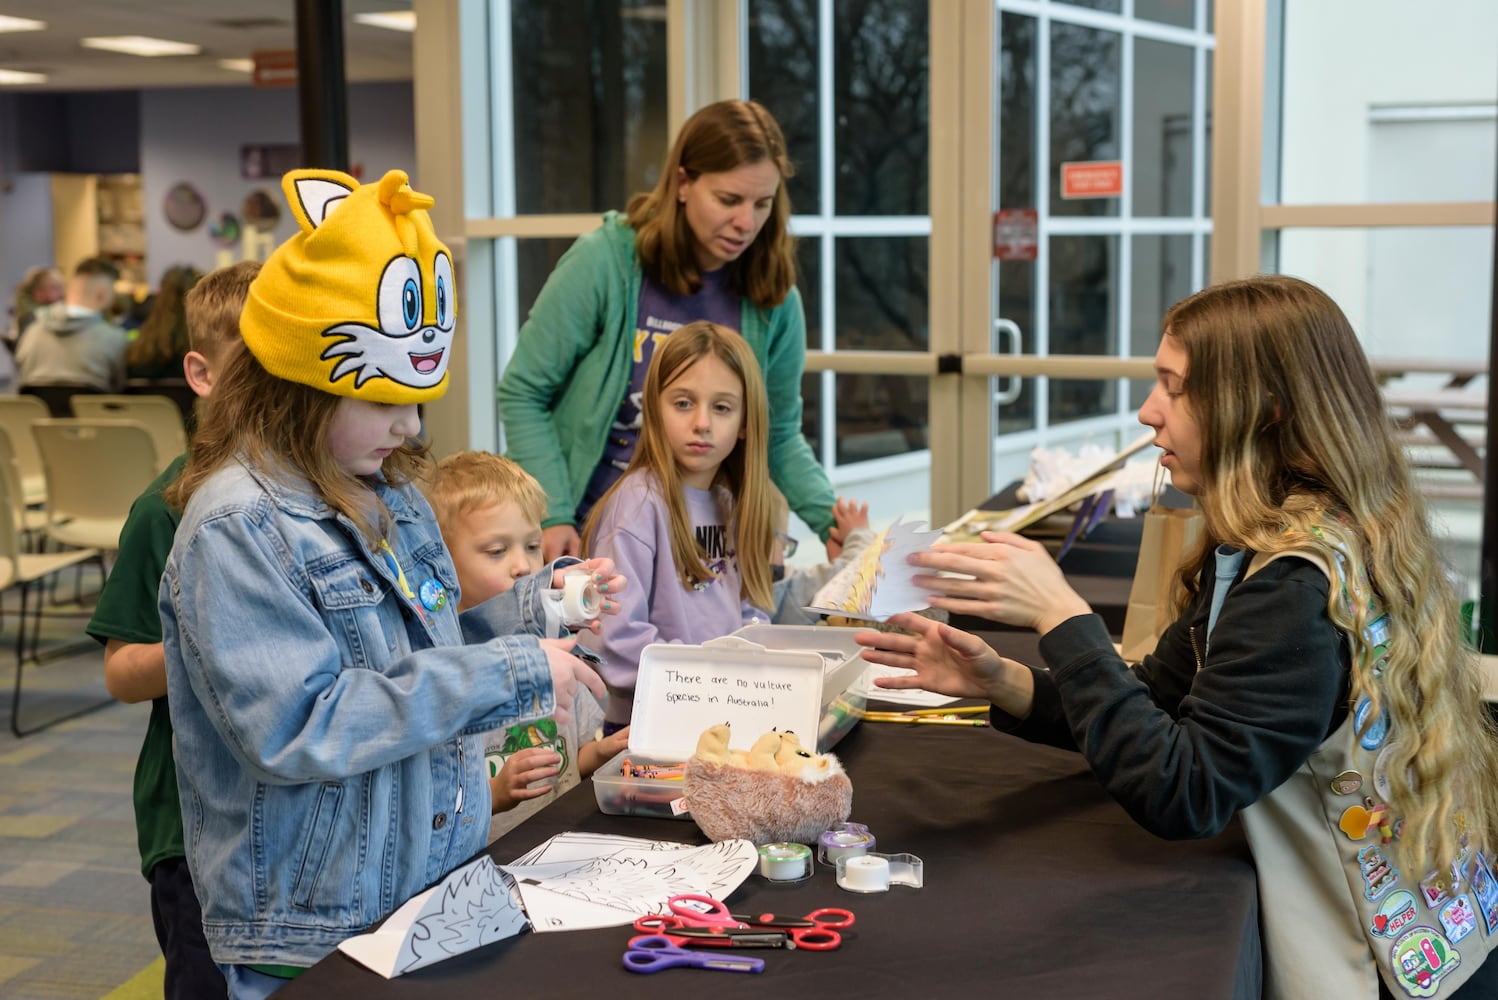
[426, 451, 629, 841]
[87, 260, 260, 999]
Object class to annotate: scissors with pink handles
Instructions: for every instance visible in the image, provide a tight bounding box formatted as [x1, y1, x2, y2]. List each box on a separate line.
[728, 907, 855, 950]
[622, 935, 765, 974]
[633, 893, 747, 935]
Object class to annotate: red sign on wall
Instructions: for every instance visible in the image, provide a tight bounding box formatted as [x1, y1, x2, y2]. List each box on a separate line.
[993, 209, 1039, 261]
[252, 50, 298, 88]
[1060, 160, 1124, 199]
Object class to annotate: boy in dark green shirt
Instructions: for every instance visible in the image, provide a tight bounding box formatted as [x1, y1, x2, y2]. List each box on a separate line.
[87, 261, 259, 999]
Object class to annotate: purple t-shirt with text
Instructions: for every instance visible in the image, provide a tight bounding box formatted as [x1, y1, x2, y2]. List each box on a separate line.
[578, 268, 740, 521]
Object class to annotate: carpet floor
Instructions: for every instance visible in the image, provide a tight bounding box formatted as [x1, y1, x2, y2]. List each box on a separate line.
[0, 574, 163, 1000]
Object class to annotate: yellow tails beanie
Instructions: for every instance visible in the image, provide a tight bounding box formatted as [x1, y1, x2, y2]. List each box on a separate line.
[240, 168, 455, 404]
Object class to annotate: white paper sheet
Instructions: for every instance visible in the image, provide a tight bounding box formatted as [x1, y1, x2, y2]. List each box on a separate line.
[852, 662, 959, 707]
[337, 855, 529, 979]
[500, 834, 759, 933]
[806, 517, 945, 622]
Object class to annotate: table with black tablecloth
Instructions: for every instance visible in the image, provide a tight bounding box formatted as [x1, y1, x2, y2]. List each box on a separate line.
[281, 671, 1260, 998]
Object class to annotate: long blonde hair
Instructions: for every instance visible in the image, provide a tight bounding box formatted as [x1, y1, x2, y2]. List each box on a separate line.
[165, 348, 429, 541]
[584, 322, 774, 610]
[1164, 274, 1498, 872]
[626, 100, 797, 310]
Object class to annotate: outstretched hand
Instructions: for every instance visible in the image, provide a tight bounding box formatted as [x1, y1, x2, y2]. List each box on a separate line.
[826, 497, 870, 560]
[909, 531, 1092, 634]
[854, 612, 1035, 718]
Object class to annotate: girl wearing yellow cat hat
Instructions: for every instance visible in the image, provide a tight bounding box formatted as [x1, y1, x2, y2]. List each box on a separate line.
[157, 169, 614, 997]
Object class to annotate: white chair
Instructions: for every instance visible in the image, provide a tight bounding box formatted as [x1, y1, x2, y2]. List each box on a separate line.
[71, 394, 187, 473]
[0, 394, 51, 505]
[0, 463, 103, 737]
[32, 418, 159, 554]
[0, 431, 48, 546]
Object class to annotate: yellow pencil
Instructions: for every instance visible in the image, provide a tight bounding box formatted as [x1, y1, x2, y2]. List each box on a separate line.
[904, 705, 989, 717]
[862, 715, 989, 727]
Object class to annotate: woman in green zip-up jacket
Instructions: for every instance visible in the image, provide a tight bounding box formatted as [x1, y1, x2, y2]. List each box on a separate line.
[497, 100, 834, 561]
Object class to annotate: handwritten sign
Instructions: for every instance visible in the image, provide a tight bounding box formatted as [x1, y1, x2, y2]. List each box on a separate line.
[629, 636, 830, 758]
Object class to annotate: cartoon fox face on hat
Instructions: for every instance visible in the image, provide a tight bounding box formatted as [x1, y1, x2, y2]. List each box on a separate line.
[240, 168, 455, 404]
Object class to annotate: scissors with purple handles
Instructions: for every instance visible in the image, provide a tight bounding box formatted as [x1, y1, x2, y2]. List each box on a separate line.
[633, 893, 747, 935]
[622, 935, 765, 974]
[727, 907, 855, 951]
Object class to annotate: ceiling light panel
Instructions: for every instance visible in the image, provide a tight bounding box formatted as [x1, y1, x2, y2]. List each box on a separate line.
[352, 11, 415, 32]
[0, 68, 47, 83]
[81, 35, 202, 57]
[0, 15, 45, 32]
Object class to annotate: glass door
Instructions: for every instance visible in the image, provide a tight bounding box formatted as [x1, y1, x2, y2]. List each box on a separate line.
[954, 0, 1215, 508]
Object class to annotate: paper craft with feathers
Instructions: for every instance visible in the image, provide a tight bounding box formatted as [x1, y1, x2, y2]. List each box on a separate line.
[806, 516, 943, 622]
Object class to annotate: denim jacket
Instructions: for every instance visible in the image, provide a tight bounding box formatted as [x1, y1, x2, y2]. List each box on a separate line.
[161, 458, 558, 967]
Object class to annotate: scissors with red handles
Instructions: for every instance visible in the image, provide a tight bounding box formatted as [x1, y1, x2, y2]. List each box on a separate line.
[622, 935, 764, 974]
[633, 893, 747, 935]
[626, 928, 792, 950]
[727, 907, 855, 950]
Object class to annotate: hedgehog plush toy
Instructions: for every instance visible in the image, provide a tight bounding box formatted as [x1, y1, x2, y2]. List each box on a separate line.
[682, 724, 853, 845]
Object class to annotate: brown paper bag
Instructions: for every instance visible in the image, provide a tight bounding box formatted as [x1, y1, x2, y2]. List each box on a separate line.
[1119, 504, 1204, 661]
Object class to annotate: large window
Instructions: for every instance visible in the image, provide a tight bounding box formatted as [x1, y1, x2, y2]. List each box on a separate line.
[989, 0, 1214, 489]
[1251, 0, 1495, 600]
[749, 0, 932, 472]
[442, 0, 1211, 524]
[507, 0, 669, 314]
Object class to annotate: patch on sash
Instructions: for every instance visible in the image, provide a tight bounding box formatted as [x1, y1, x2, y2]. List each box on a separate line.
[1354, 696, 1390, 751]
[1471, 852, 1498, 935]
[1437, 896, 1477, 944]
[1370, 890, 1420, 938]
[1389, 926, 1460, 997]
[1361, 844, 1400, 901]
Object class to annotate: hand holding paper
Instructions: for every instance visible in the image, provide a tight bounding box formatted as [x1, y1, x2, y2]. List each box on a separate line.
[909, 531, 1093, 634]
[806, 517, 944, 622]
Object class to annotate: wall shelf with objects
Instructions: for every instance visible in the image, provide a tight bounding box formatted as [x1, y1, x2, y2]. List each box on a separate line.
[49, 172, 148, 300]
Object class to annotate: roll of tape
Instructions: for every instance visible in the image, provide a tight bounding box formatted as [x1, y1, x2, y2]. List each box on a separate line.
[758, 842, 813, 882]
[836, 854, 891, 893]
[835, 852, 924, 893]
[818, 826, 875, 865]
[559, 571, 602, 625]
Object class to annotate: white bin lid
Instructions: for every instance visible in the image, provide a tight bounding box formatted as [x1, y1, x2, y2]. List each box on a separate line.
[627, 635, 828, 760]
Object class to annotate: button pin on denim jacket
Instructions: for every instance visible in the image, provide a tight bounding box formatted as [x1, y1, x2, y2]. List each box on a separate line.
[433, 812, 447, 830]
[419, 577, 447, 612]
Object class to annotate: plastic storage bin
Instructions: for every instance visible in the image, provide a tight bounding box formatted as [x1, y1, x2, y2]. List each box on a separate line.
[592, 626, 868, 819]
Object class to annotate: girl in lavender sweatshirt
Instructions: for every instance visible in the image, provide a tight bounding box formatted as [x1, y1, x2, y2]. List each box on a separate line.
[581, 321, 776, 733]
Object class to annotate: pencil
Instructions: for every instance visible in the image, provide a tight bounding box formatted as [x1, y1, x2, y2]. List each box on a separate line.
[862, 715, 989, 727]
[904, 705, 989, 717]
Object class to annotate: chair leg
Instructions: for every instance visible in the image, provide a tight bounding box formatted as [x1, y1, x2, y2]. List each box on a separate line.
[10, 580, 30, 738]
[10, 578, 114, 738]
